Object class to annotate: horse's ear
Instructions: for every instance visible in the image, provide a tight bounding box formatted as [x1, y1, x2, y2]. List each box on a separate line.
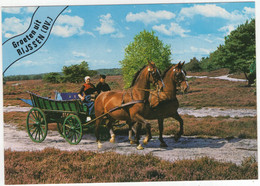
[178, 61, 182, 68]
[182, 61, 185, 66]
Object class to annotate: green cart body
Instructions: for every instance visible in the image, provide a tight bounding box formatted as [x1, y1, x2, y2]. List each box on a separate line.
[26, 92, 92, 145]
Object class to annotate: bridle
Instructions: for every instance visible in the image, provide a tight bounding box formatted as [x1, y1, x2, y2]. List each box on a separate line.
[148, 67, 165, 89]
[173, 68, 188, 88]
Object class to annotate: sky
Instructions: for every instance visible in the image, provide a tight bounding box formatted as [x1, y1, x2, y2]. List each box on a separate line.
[1, 1, 255, 76]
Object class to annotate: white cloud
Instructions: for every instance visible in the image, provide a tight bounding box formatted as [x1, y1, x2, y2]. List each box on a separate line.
[111, 32, 125, 38]
[153, 22, 190, 37]
[56, 15, 84, 27]
[2, 17, 31, 38]
[63, 9, 72, 14]
[2, 7, 22, 14]
[218, 24, 236, 35]
[243, 7, 255, 15]
[190, 46, 213, 54]
[179, 4, 248, 23]
[2, 7, 37, 14]
[96, 13, 116, 35]
[13, 60, 34, 67]
[126, 10, 175, 24]
[179, 4, 231, 20]
[52, 15, 94, 38]
[107, 49, 112, 53]
[25, 7, 37, 13]
[72, 51, 89, 58]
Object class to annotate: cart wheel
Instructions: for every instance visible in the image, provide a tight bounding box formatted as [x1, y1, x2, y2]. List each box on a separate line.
[57, 113, 70, 138]
[26, 108, 48, 143]
[57, 122, 64, 138]
[63, 115, 82, 145]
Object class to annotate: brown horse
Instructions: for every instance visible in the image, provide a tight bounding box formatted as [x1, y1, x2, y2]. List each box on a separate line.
[127, 62, 189, 147]
[94, 62, 164, 149]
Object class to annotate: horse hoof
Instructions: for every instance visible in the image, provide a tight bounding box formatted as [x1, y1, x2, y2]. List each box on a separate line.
[98, 142, 102, 149]
[160, 142, 168, 148]
[143, 138, 148, 145]
[174, 135, 181, 142]
[110, 138, 115, 143]
[137, 144, 144, 150]
[130, 140, 135, 145]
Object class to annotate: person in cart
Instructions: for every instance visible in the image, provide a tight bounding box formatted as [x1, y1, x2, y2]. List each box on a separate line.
[96, 74, 111, 94]
[78, 76, 97, 121]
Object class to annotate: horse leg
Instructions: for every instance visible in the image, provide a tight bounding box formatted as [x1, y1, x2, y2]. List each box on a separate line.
[107, 119, 116, 143]
[134, 122, 143, 150]
[172, 112, 184, 142]
[127, 121, 136, 144]
[134, 114, 152, 149]
[95, 118, 103, 149]
[158, 118, 168, 147]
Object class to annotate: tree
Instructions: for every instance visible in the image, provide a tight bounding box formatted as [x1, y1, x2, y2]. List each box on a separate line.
[120, 30, 172, 88]
[184, 57, 202, 72]
[62, 61, 97, 83]
[212, 19, 255, 85]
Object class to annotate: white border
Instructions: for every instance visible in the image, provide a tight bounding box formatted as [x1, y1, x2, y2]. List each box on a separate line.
[0, 0, 259, 186]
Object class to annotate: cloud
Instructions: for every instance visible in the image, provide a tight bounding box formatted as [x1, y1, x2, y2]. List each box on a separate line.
[111, 32, 125, 38]
[243, 7, 255, 15]
[2, 17, 31, 38]
[25, 7, 37, 13]
[2, 7, 37, 14]
[63, 9, 72, 14]
[218, 24, 236, 35]
[72, 51, 89, 58]
[52, 15, 94, 38]
[179, 4, 231, 20]
[153, 22, 190, 37]
[126, 10, 175, 24]
[96, 13, 116, 35]
[190, 46, 213, 54]
[2, 7, 22, 14]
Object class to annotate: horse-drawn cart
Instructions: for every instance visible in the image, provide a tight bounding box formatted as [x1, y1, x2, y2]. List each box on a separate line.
[20, 91, 130, 145]
[20, 91, 99, 145]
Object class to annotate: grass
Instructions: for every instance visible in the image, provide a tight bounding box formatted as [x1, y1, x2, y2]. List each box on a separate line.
[177, 77, 256, 108]
[3, 70, 256, 109]
[4, 148, 258, 184]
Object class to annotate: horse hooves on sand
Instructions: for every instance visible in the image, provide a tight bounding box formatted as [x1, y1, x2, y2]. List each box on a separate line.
[160, 142, 168, 148]
[98, 141, 102, 149]
[137, 144, 144, 150]
[174, 135, 181, 142]
[109, 138, 115, 143]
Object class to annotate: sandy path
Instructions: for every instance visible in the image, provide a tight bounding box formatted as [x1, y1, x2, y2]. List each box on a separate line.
[4, 122, 257, 165]
[3, 105, 257, 165]
[186, 75, 247, 82]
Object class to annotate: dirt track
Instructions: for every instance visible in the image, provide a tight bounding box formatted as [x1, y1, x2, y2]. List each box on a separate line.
[3, 106, 257, 165]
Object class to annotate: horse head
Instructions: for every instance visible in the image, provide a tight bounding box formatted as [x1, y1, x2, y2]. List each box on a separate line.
[172, 61, 189, 93]
[147, 61, 165, 91]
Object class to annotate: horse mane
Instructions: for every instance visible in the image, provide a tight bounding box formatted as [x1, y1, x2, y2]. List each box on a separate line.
[130, 65, 146, 87]
[162, 64, 174, 79]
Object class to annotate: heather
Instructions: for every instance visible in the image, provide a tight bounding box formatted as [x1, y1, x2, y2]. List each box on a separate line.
[4, 148, 257, 184]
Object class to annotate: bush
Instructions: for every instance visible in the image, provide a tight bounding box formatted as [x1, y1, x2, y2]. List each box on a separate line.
[43, 73, 61, 83]
[184, 57, 202, 72]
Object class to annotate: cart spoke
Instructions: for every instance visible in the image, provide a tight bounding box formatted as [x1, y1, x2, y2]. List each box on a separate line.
[29, 116, 36, 123]
[30, 127, 38, 136]
[34, 128, 39, 140]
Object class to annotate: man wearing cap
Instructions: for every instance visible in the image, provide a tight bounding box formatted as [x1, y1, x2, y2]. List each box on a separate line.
[78, 76, 97, 121]
[96, 74, 111, 94]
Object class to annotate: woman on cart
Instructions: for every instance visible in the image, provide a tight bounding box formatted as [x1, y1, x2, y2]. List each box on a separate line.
[78, 76, 97, 121]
